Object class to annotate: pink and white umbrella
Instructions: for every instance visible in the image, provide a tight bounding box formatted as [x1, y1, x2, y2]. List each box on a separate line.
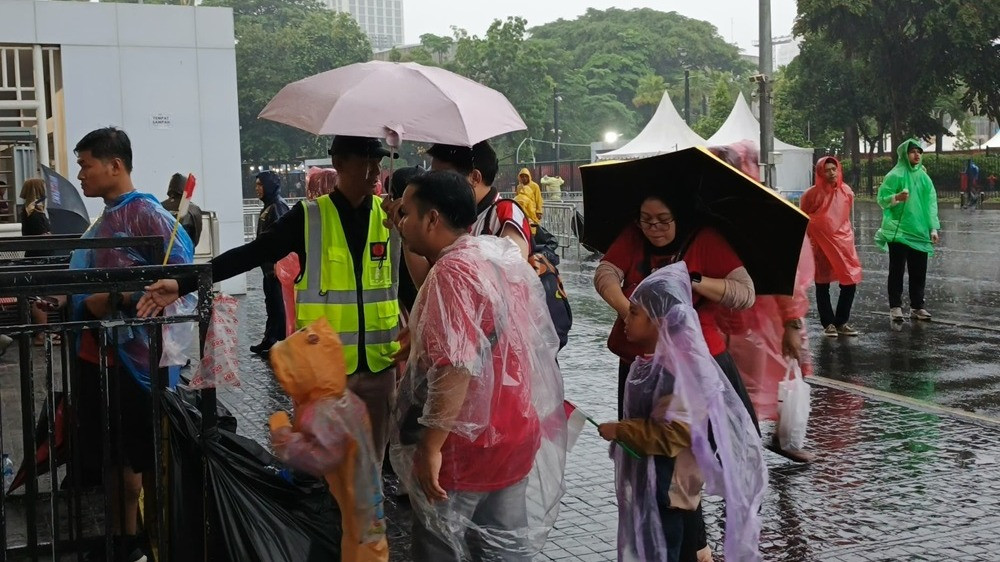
[258, 61, 527, 147]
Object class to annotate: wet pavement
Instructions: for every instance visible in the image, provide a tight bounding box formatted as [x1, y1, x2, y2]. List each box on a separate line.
[3, 202, 1000, 559]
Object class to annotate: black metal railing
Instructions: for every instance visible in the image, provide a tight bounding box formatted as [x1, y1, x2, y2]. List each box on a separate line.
[0, 237, 213, 562]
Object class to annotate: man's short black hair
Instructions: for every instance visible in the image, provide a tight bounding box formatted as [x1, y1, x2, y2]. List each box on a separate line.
[389, 166, 424, 200]
[425, 141, 498, 186]
[75, 127, 133, 173]
[407, 170, 477, 231]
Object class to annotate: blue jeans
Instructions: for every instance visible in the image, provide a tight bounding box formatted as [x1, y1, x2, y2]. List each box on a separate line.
[411, 478, 531, 562]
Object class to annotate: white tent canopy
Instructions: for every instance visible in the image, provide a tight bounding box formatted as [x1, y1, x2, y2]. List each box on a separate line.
[705, 92, 814, 190]
[598, 91, 706, 160]
[981, 129, 1000, 149]
[922, 121, 961, 152]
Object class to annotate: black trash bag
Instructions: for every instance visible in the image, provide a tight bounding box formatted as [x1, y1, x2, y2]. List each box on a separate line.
[176, 377, 238, 434]
[163, 390, 342, 562]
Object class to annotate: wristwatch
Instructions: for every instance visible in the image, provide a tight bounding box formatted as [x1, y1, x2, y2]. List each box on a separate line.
[689, 271, 703, 284]
[784, 318, 803, 330]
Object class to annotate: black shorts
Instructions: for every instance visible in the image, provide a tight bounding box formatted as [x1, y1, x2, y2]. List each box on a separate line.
[77, 359, 155, 474]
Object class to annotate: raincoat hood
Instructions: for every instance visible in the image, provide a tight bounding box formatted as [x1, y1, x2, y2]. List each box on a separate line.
[896, 138, 925, 172]
[518, 168, 534, 184]
[256, 170, 283, 204]
[814, 156, 844, 192]
[269, 319, 347, 404]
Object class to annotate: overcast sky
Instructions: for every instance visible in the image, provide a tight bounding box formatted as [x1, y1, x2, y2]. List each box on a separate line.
[402, 0, 799, 54]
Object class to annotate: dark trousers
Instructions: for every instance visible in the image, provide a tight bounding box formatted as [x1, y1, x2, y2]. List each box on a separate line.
[261, 269, 286, 344]
[815, 283, 857, 327]
[660, 503, 707, 562]
[887, 243, 928, 309]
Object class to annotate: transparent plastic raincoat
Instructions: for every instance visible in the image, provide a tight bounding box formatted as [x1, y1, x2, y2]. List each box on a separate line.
[269, 319, 388, 562]
[390, 235, 566, 558]
[874, 139, 940, 256]
[69, 191, 195, 388]
[800, 157, 863, 285]
[708, 143, 815, 421]
[619, 263, 767, 561]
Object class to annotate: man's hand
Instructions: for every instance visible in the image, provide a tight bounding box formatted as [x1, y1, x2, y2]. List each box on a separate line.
[136, 279, 180, 318]
[414, 446, 447, 502]
[781, 325, 802, 361]
[597, 422, 619, 442]
[392, 326, 410, 363]
[931, 230, 940, 244]
[381, 197, 403, 230]
[894, 191, 910, 203]
[34, 295, 65, 313]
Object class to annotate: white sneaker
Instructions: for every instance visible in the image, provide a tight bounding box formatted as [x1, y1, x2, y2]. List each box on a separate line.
[911, 308, 932, 321]
[889, 307, 904, 321]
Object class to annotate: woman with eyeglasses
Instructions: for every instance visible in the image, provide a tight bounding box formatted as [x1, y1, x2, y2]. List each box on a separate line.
[594, 193, 758, 426]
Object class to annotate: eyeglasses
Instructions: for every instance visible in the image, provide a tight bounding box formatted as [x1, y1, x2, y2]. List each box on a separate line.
[637, 217, 675, 230]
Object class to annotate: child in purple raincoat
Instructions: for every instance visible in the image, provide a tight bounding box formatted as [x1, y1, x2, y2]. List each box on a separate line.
[598, 262, 767, 562]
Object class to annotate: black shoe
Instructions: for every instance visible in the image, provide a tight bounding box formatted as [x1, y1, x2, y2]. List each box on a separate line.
[82, 536, 148, 562]
[249, 340, 275, 355]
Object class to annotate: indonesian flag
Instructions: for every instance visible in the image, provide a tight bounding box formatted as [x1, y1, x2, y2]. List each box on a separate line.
[564, 400, 595, 452]
[176, 173, 197, 219]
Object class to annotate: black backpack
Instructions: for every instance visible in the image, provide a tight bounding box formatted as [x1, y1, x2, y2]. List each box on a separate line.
[482, 202, 573, 350]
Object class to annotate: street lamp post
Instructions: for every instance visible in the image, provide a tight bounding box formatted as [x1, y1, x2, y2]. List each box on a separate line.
[759, 0, 776, 189]
[553, 90, 563, 165]
[684, 69, 691, 125]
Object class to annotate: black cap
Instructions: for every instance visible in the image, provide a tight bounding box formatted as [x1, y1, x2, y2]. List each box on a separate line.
[425, 141, 498, 184]
[328, 136, 396, 159]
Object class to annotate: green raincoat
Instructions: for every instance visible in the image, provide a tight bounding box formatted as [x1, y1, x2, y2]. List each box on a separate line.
[874, 139, 940, 256]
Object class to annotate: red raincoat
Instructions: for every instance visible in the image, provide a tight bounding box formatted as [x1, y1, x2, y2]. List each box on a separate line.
[799, 157, 863, 285]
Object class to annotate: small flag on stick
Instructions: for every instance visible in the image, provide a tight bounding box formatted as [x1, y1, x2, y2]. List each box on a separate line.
[163, 174, 196, 265]
[564, 400, 641, 459]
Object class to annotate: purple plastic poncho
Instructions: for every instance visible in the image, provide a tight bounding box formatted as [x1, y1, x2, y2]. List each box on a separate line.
[616, 262, 767, 561]
[70, 191, 195, 389]
[390, 235, 567, 558]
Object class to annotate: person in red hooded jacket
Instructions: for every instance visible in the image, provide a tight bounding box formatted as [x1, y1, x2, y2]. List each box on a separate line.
[800, 157, 863, 337]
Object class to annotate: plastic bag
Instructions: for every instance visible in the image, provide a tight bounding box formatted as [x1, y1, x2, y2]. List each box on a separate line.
[189, 294, 240, 389]
[274, 253, 300, 337]
[776, 360, 811, 451]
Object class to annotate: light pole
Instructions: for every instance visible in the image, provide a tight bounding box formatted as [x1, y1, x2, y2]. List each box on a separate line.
[684, 69, 691, 125]
[758, 0, 776, 189]
[553, 90, 563, 165]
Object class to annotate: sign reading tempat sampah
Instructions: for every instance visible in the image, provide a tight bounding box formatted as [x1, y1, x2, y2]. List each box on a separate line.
[151, 113, 173, 129]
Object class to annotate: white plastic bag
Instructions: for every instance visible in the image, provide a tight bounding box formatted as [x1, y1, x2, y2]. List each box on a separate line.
[189, 294, 241, 389]
[776, 359, 810, 451]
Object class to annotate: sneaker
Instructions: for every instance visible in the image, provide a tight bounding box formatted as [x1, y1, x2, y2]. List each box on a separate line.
[837, 323, 859, 336]
[823, 324, 838, 337]
[889, 307, 905, 321]
[82, 536, 147, 562]
[911, 308, 932, 321]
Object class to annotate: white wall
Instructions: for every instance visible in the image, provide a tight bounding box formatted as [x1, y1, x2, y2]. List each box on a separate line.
[6, 1, 246, 294]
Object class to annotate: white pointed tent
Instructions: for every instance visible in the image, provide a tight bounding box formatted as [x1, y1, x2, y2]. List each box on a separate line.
[922, 121, 961, 152]
[598, 91, 706, 160]
[706, 92, 814, 190]
[981, 129, 1000, 149]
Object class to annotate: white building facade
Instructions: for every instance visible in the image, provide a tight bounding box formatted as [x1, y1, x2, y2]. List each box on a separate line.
[0, 0, 246, 293]
[323, 0, 404, 50]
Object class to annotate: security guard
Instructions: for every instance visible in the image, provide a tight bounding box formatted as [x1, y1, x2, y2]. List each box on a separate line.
[139, 136, 400, 457]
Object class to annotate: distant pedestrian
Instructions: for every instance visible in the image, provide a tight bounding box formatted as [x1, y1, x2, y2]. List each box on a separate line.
[305, 166, 338, 200]
[514, 167, 543, 224]
[251, 170, 290, 354]
[800, 157, 863, 336]
[874, 140, 940, 321]
[161, 173, 203, 246]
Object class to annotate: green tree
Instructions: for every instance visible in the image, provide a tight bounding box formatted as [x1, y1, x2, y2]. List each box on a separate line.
[201, 0, 371, 162]
[633, 73, 668, 122]
[419, 33, 454, 64]
[795, 0, 1000, 148]
[692, 78, 734, 138]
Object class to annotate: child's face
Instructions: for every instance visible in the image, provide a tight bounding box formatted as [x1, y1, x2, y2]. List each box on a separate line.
[624, 301, 658, 350]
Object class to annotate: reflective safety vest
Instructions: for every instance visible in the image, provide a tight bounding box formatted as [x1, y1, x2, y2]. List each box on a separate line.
[296, 195, 400, 373]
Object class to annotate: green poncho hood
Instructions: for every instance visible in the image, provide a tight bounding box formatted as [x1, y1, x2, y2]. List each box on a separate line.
[874, 138, 940, 255]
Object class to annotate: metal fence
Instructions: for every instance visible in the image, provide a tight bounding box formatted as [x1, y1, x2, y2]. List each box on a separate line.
[0, 235, 213, 561]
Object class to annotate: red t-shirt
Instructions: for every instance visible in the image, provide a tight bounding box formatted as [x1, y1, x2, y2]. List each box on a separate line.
[417, 251, 539, 492]
[603, 225, 743, 359]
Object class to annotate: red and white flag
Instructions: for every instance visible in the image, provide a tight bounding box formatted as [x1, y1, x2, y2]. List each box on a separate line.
[564, 400, 595, 452]
[176, 173, 197, 219]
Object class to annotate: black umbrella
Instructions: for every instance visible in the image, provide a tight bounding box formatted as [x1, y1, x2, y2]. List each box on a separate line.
[580, 147, 808, 295]
[41, 165, 90, 234]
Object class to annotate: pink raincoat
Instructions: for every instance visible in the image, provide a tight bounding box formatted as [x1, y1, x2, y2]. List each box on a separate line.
[799, 157, 863, 285]
[709, 142, 815, 421]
